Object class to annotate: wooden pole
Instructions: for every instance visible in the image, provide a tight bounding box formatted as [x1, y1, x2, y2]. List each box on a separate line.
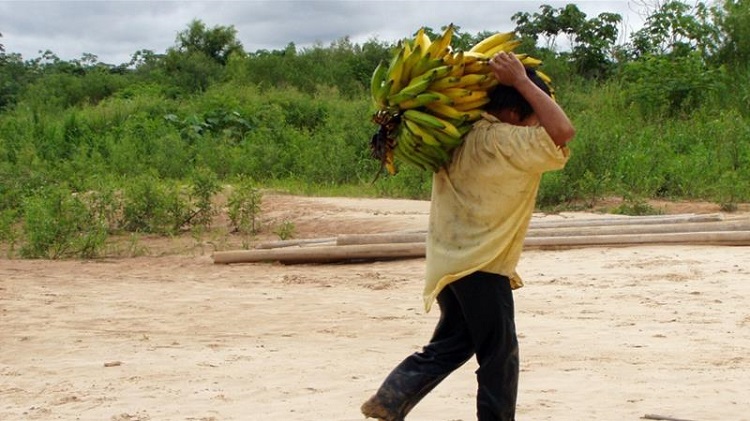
[334, 219, 750, 245]
[526, 219, 750, 238]
[523, 230, 750, 249]
[213, 242, 426, 265]
[255, 237, 336, 249]
[337, 232, 426, 246]
[529, 213, 722, 229]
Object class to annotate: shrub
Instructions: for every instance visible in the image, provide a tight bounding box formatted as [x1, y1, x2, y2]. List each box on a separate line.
[227, 177, 263, 235]
[20, 185, 108, 259]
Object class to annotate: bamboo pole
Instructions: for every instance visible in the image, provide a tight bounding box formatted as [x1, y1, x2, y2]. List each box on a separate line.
[334, 219, 750, 245]
[529, 213, 722, 229]
[337, 232, 426, 246]
[526, 218, 750, 238]
[213, 242, 426, 265]
[523, 231, 750, 249]
[255, 237, 337, 249]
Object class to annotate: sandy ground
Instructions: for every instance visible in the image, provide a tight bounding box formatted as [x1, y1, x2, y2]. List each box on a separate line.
[2, 194, 750, 421]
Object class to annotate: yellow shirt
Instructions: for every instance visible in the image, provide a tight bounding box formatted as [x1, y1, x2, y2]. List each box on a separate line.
[423, 113, 570, 312]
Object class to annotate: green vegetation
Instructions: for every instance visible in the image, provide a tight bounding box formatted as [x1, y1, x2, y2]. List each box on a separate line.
[1, 2, 749, 258]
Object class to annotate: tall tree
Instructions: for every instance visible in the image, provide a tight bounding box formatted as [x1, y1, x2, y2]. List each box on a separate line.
[512, 4, 622, 78]
[629, 0, 721, 58]
[173, 19, 244, 66]
[715, 0, 750, 67]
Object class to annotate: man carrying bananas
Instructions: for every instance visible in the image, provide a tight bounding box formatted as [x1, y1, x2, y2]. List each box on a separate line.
[361, 51, 576, 421]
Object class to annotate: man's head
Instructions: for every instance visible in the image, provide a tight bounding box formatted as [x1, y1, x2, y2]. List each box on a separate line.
[486, 68, 551, 126]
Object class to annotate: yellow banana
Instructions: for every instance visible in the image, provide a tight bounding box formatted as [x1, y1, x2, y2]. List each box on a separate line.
[463, 108, 485, 122]
[451, 90, 487, 105]
[454, 73, 490, 88]
[448, 61, 465, 78]
[442, 50, 462, 66]
[461, 51, 487, 62]
[440, 87, 474, 100]
[536, 70, 552, 84]
[453, 97, 491, 112]
[386, 44, 407, 96]
[469, 32, 515, 54]
[426, 23, 454, 59]
[464, 60, 491, 75]
[484, 39, 523, 57]
[414, 28, 431, 57]
[521, 57, 542, 67]
[425, 102, 471, 123]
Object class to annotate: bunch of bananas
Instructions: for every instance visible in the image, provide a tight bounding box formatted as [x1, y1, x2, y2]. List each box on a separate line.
[369, 24, 550, 175]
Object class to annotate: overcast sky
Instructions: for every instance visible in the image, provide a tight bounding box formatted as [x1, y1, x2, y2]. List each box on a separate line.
[0, 0, 648, 65]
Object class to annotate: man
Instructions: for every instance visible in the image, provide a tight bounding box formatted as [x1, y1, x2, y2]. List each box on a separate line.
[361, 51, 576, 421]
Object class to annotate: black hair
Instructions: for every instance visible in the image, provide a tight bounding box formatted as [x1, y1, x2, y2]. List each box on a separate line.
[486, 68, 552, 121]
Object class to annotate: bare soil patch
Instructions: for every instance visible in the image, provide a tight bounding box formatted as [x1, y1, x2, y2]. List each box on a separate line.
[2, 194, 749, 420]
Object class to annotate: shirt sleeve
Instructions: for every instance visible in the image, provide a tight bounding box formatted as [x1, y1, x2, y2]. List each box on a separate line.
[483, 123, 569, 174]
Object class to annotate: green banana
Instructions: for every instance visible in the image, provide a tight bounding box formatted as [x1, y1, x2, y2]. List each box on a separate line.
[370, 60, 389, 108]
[425, 124, 464, 147]
[404, 119, 440, 146]
[401, 44, 424, 86]
[428, 76, 462, 91]
[397, 91, 443, 110]
[387, 78, 432, 106]
[403, 109, 462, 139]
[386, 44, 407, 96]
[397, 127, 441, 171]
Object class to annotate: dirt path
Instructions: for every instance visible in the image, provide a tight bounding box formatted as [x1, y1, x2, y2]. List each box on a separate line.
[2, 195, 749, 420]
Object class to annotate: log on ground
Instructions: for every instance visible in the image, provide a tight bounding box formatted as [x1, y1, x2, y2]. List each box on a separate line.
[213, 242, 426, 264]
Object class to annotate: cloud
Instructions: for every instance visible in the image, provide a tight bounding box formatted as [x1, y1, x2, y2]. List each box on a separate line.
[0, 0, 645, 65]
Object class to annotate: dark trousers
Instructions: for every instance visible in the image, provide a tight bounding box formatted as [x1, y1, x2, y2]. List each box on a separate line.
[372, 271, 519, 420]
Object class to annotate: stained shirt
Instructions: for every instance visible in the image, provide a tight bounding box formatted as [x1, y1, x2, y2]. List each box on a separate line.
[423, 112, 570, 312]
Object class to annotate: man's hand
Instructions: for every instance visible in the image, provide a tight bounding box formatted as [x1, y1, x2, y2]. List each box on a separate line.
[489, 52, 527, 87]
[488, 52, 576, 147]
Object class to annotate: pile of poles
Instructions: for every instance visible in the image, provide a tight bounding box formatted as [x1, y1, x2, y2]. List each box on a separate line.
[212, 213, 750, 265]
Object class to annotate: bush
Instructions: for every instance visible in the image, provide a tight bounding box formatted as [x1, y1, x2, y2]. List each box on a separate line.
[21, 185, 108, 259]
[227, 177, 263, 235]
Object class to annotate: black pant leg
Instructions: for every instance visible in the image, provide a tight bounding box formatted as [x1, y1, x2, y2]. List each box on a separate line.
[448, 272, 519, 421]
[368, 284, 475, 418]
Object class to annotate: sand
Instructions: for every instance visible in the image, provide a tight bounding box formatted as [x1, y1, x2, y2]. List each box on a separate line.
[1, 194, 749, 421]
